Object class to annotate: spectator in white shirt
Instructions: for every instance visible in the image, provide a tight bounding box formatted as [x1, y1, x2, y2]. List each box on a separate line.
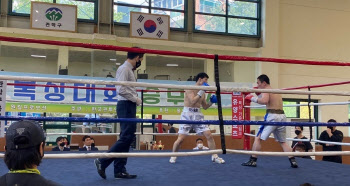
[193, 138, 209, 150]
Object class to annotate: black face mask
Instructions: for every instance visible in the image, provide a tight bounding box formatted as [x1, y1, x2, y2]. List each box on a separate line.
[133, 60, 141, 70]
[295, 130, 301, 135]
[91, 143, 95, 148]
[327, 126, 334, 131]
[59, 142, 65, 147]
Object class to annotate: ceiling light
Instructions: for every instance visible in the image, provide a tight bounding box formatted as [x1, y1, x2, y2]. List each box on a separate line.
[31, 55, 46, 58]
[166, 64, 178, 67]
[110, 59, 117, 61]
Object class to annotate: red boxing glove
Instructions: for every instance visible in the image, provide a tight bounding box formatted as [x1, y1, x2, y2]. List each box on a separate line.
[253, 87, 261, 96]
[245, 94, 258, 103]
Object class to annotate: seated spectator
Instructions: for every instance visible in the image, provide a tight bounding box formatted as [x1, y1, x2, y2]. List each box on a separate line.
[291, 126, 313, 152]
[318, 119, 343, 163]
[79, 135, 99, 151]
[193, 138, 209, 150]
[52, 137, 70, 151]
[294, 143, 312, 159]
[62, 137, 70, 148]
[0, 120, 59, 185]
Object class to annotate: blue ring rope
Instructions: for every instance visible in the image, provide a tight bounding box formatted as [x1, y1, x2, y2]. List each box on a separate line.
[0, 116, 349, 127]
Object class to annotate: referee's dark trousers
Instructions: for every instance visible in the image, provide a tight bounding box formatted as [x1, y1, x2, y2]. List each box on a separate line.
[99, 100, 137, 174]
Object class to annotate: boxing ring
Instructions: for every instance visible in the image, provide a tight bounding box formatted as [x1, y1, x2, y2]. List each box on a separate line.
[1, 36, 350, 186]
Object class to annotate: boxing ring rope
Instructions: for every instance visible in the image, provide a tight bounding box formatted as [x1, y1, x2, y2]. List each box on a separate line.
[243, 133, 350, 146]
[1, 116, 350, 127]
[245, 101, 350, 108]
[44, 132, 233, 136]
[0, 149, 349, 158]
[2, 75, 350, 96]
[0, 35, 350, 66]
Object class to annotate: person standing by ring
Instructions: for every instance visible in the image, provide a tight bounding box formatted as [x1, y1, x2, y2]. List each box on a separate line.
[95, 47, 144, 179]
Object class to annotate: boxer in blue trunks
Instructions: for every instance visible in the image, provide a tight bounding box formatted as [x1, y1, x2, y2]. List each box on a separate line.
[242, 74, 298, 168]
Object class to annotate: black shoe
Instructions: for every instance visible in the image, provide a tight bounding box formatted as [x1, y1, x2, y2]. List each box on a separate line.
[242, 157, 257, 167]
[94, 159, 106, 179]
[289, 157, 298, 168]
[115, 172, 137, 179]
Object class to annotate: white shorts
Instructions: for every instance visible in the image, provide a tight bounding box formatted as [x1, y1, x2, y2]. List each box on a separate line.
[257, 113, 287, 142]
[178, 107, 210, 135]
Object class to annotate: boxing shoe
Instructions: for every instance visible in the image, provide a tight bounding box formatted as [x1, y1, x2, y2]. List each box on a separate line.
[241, 156, 257, 167]
[289, 157, 298, 168]
[169, 157, 177, 164]
[212, 154, 225, 164]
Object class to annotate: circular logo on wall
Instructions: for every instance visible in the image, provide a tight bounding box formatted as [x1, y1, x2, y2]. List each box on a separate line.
[45, 7, 63, 21]
[144, 20, 157, 33]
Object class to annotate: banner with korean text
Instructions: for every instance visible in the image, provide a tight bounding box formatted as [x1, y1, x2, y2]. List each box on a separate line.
[0, 81, 6, 137]
[30, 2, 77, 32]
[130, 12, 170, 40]
[232, 92, 243, 139]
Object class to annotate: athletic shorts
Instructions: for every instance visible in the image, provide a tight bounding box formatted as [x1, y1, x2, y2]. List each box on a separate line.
[178, 107, 210, 135]
[257, 113, 287, 142]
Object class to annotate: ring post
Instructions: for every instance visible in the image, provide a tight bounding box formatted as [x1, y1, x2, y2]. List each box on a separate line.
[214, 54, 226, 154]
[141, 89, 144, 134]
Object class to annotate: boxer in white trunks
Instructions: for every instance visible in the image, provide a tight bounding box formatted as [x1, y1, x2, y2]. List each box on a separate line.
[242, 74, 298, 168]
[169, 72, 225, 164]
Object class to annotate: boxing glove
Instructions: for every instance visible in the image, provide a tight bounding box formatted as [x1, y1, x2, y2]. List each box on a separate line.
[197, 82, 209, 97]
[245, 94, 258, 103]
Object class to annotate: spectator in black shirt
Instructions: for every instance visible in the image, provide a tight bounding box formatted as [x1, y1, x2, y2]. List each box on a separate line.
[318, 119, 343, 163]
[52, 137, 70, 151]
[291, 126, 313, 152]
[79, 135, 99, 151]
[0, 120, 59, 186]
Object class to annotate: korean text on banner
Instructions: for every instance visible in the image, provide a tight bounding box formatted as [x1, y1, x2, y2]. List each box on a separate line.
[0, 81, 7, 137]
[232, 92, 243, 139]
[30, 2, 77, 32]
[130, 12, 170, 40]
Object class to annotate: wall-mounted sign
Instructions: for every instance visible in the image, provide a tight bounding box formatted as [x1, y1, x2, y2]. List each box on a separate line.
[30, 2, 77, 32]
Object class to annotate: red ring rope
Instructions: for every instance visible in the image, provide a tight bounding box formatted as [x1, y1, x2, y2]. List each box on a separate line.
[0, 36, 349, 66]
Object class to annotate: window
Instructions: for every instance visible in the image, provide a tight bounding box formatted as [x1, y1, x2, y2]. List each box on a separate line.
[113, 0, 186, 29]
[10, 0, 97, 22]
[195, 0, 260, 37]
[283, 99, 318, 122]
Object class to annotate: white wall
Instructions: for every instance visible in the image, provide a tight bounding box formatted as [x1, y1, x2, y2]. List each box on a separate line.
[0, 57, 57, 74]
[146, 65, 204, 81]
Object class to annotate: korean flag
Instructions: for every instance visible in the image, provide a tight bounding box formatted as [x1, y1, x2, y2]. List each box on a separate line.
[130, 12, 170, 40]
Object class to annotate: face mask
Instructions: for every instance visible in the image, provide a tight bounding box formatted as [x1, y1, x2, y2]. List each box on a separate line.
[295, 150, 300, 153]
[327, 126, 334, 131]
[133, 60, 141, 70]
[295, 130, 301, 135]
[59, 142, 65, 147]
[91, 143, 95, 148]
[197, 143, 203, 148]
